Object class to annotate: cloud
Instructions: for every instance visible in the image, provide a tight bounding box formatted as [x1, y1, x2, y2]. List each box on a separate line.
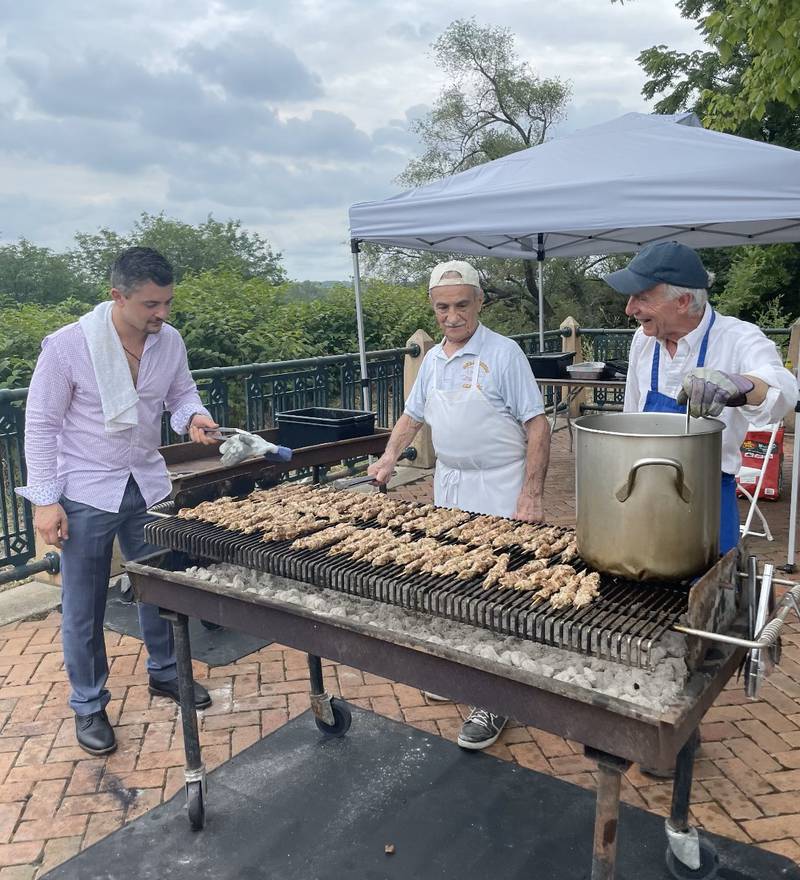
[0, 0, 708, 280]
[183, 32, 323, 101]
[385, 21, 436, 43]
[6, 51, 376, 160]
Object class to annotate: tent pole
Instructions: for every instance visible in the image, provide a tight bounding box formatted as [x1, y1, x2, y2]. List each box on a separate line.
[783, 401, 800, 572]
[351, 240, 371, 412]
[537, 234, 545, 352]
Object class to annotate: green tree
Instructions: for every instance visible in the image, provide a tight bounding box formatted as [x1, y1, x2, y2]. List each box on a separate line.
[633, 2, 800, 148]
[366, 18, 583, 329]
[0, 298, 91, 386]
[0, 241, 99, 305]
[623, 0, 800, 324]
[171, 269, 308, 367]
[399, 18, 571, 187]
[711, 244, 800, 325]
[70, 212, 287, 287]
[701, 0, 800, 129]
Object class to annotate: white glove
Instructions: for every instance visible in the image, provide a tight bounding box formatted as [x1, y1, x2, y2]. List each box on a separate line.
[219, 432, 293, 467]
[219, 432, 270, 467]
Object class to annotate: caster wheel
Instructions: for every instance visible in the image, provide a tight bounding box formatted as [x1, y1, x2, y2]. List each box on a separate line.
[187, 780, 205, 831]
[314, 698, 352, 737]
[665, 838, 719, 880]
[200, 620, 222, 631]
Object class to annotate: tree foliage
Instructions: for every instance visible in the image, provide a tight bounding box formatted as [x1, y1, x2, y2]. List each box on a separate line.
[634, 1, 800, 148]
[0, 298, 89, 387]
[622, 0, 800, 324]
[171, 270, 310, 367]
[0, 241, 99, 305]
[701, 0, 800, 129]
[399, 18, 571, 187]
[366, 18, 606, 328]
[70, 212, 287, 287]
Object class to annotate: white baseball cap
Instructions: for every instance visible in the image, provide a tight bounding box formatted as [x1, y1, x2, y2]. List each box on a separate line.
[428, 260, 481, 291]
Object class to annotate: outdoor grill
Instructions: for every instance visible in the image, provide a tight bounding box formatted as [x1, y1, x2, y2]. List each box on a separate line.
[126, 483, 800, 880]
[146, 495, 701, 671]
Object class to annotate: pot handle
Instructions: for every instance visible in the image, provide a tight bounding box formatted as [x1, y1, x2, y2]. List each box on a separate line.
[615, 457, 693, 504]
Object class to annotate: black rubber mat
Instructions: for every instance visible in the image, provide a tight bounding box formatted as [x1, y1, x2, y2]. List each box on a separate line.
[43, 708, 799, 880]
[103, 580, 271, 665]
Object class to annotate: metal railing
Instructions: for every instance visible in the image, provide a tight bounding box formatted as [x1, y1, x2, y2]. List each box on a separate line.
[0, 346, 415, 571]
[579, 327, 792, 362]
[0, 323, 792, 573]
[576, 326, 793, 413]
[0, 389, 34, 569]
[509, 329, 566, 356]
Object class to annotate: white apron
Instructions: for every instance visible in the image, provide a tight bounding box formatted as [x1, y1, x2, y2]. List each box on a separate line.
[425, 351, 528, 518]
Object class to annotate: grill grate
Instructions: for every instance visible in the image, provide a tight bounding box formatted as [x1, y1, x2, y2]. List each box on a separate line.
[145, 504, 690, 668]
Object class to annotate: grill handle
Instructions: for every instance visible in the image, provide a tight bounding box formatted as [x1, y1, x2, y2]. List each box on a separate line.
[673, 582, 800, 651]
[615, 457, 692, 504]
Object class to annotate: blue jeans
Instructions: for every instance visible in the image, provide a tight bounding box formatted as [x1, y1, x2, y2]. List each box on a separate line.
[60, 476, 176, 715]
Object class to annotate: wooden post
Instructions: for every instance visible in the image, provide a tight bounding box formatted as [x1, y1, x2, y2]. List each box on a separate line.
[561, 316, 586, 419]
[403, 329, 435, 469]
[787, 317, 800, 434]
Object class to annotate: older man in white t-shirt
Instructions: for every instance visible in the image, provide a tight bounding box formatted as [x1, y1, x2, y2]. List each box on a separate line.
[369, 259, 551, 749]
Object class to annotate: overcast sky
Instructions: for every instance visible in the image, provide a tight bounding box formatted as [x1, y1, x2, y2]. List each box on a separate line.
[0, 0, 705, 281]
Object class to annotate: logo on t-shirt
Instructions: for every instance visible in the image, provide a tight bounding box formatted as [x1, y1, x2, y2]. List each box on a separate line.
[462, 359, 489, 389]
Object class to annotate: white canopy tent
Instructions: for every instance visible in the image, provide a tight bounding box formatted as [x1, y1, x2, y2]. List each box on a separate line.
[347, 111, 800, 567]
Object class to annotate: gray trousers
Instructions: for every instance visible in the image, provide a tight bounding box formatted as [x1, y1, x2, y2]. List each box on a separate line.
[60, 476, 176, 715]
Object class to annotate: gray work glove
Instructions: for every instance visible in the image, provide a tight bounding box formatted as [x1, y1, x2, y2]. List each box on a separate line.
[676, 368, 754, 418]
[219, 432, 292, 467]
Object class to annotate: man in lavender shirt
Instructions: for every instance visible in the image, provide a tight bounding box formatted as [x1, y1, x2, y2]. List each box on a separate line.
[18, 247, 219, 756]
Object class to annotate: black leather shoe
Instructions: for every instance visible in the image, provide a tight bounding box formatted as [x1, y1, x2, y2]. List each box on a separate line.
[148, 677, 212, 709]
[75, 709, 117, 756]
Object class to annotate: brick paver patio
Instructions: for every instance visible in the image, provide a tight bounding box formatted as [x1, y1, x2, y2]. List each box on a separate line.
[1, 428, 798, 876]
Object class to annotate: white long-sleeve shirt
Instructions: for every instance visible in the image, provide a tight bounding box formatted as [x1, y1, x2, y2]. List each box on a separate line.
[623, 304, 797, 474]
[17, 321, 210, 512]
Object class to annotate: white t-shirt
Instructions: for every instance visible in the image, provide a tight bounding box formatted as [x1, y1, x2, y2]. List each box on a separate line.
[404, 323, 545, 425]
[623, 305, 798, 474]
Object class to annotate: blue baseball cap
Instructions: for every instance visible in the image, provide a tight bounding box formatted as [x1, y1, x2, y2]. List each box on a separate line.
[604, 241, 710, 295]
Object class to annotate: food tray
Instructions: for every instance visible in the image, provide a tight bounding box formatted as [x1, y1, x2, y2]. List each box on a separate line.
[566, 362, 607, 380]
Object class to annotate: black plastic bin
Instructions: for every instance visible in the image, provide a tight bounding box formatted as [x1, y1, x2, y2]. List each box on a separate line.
[276, 407, 376, 448]
[527, 351, 575, 379]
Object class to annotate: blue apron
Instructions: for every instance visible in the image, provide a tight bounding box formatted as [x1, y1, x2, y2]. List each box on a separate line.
[643, 310, 739, 555]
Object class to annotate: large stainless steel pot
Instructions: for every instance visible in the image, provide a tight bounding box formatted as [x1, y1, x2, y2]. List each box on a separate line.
[573, 412, 724, 581]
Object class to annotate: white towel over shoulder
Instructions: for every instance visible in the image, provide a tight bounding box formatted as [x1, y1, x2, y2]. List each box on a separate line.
[79, 301, 139, 433]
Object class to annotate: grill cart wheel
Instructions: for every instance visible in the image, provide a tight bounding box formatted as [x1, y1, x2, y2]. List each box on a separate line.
[187, 780, 205, 831]
[665, 838, 718, 880]
[314, 698, 352, 737]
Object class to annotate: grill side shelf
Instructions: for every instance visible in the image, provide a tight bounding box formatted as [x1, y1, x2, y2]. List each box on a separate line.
[143, 517, 689, 668]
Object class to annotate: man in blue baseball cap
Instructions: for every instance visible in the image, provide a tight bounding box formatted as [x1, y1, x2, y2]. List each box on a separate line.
[604, 241, 796, 553]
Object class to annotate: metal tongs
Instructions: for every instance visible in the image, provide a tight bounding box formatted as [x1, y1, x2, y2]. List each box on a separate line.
[203, 426, 246, 440]
[333, 472, 395, 493]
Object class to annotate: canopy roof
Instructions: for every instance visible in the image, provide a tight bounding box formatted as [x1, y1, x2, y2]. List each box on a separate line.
[349, 112, 800, 259]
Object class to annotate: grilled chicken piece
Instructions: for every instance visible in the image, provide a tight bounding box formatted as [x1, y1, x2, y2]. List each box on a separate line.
[498, 559, 548, 590]
[482, 553, 510, 589]
[292, 523, 358, 550]
[549, 573, 583, 609]
[573, 572, 601, 609]
[530, 565, 579, 602]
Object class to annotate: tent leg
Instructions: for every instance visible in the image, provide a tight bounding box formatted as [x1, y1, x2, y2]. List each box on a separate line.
[782, 402, 800, 573]
[351, 241, 371, 412]
[538, 259, 545, 353]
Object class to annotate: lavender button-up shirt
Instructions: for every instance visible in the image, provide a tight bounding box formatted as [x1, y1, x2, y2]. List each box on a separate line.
[17, 319, 210, 513]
